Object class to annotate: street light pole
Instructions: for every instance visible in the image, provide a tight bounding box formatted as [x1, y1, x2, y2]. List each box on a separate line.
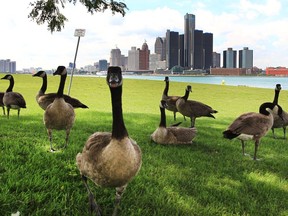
[67, 29, 85, 95]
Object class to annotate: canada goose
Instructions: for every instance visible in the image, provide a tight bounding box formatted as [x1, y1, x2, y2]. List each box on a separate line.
[33, 70, 88, 110]
[1, 74, 26, 119]
[223, 102, 282, 160]
[44, 66, 75, 152]
[176, 85, 218, 128]
[162, 76, 184, 121]
[151, 100, 197, 144]
[0, 92, 5, 115]
[76, 66, 142, 216]
[271, 84, 288, 139]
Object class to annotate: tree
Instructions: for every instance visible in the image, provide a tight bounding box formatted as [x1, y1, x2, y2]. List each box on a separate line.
[28, 0, 128, 33]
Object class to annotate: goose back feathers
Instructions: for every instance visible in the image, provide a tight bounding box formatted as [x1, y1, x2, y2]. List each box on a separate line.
[1, 74, 26, 118]
[223, 102, 282, 160]
[176, 85, 217, 127]
[151, 100, 197, 144]
[76, 66, 142, 215]
[44, 66, 75, 151]
[33, 70, 88, 110]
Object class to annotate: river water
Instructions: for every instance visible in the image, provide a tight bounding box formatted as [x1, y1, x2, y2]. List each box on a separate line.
[122, 75, 288, 89]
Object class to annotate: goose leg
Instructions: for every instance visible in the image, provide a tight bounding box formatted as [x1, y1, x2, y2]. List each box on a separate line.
[241, 140, 249, 156]
[2, 106, 5, 115]
[112, 185, 127, 216]
[81, 175, 101, 216]
[253, 140, 260, 160]
[283, 126, 286, 139]
[47, 129, 55, 152]
[17, 108, 20, 118]
[7, 107, 10, 119]
[173, 112, 176, 121]
[271, 128, 276, 139]
[190, 117, 196, 128]
[63, 129, 70, 149]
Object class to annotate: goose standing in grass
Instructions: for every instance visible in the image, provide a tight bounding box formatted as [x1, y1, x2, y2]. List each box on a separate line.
[44, 66, 75, 152]
[151, 100, 197, 144]
[0, 92, 5, 115]
[162, 76, 183, 121]
[76, 66, 142, 216]
[1, 74, 26, 119]
[176, 85, 217, 128]
[33, 70, 88, 110]
[271, 84, 288, 139]
[223, 102, 282, 160]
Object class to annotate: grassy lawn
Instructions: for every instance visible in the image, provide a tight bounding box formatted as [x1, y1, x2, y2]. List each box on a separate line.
[0, 73, 287, 216]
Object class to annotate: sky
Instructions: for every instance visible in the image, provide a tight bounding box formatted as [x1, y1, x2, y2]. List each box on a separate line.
[1, 0, 288, 70]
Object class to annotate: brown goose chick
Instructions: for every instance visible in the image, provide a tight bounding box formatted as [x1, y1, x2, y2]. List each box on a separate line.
[151, 100, 197, 144]
[76, 66, 142, 216]
[1, 74, 26, 119]
[176, 85, 217, 128]
[44, 66, 75, 152]
[33, 70, 88, 110]
[223, 102, 282, 160]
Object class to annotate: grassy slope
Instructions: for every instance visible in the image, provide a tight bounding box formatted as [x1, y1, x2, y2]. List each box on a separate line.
[0, 74, 287, 216]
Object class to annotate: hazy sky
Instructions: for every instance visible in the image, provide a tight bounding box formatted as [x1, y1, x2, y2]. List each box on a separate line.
[1, 0, 288, 70]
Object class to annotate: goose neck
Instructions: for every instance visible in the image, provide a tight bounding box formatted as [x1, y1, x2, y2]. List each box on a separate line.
[159, 106, 166, 127]
[110, 86, 128, 139]
[273, 89, 280, 105]
[41, 74, 48, 93]
[163, 81, 169, 96]
[182, 89, 190, 101]
[56, 73, 66, 97]
[6, 77, 14, 92]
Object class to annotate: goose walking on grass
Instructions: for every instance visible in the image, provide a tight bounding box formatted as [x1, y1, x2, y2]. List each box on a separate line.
[76, 66, 142, 216]
[162, 76, 184, 121]
[151, 100, 197, 144]
[1, 74, 26, 119]
[0, 92, 5, 115]
[223, 102, 282, 160]
[176, 85, 218, 128]
[271, 84, 288, 139]
[44, 66, 75, 152]
[33, 70, 88, 110]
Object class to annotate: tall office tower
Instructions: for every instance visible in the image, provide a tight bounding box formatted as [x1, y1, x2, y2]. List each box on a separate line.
[203, 33, 213, 69]
[239, 47, 253, 68]
[224, 48, 237, 68]
[155, 37, 166, 61]
[110, 47, 122, 67]
[128, 47, 139, 70]
[99, 59, 108, 71]
[184, 13, 195, 69]
[166, 30, 179, 70]
[139, 42, 150, 70]
[212, 52, 221, 68]
[194, 30, 204, 69]
[178, 34, 184, 67]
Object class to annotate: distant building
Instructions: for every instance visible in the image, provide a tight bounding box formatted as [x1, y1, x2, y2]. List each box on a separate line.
[239, 47, 253, 69]
[203, 32, 213, 70]
[110, 47, 122, 67]
[166, 29, 179, 70]
[194, 30, 203, 69]
[212, 52, 221, 68]
[154, 37, 166, 61]
[266, 67, 288, 76]
[99, 59, 108, 71]
[211, 68, 247, 75]
[139, 42, 150, 70]
[184, 13, 195, 69]
[223, 48, 237, 68]
[0, 59, 16, 73]
[178, 34, 184, 67]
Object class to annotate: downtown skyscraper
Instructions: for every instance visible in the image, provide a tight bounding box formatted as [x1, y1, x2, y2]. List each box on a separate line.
[184, 13, 195, 69]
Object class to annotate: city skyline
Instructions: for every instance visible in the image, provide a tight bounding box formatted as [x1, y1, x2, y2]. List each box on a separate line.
[1, 0, 288, 70]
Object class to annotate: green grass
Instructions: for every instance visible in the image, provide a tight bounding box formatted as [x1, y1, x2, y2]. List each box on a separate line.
[0, 73, 288, 216]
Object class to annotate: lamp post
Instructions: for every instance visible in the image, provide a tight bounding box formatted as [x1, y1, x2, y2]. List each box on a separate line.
[67, 28, 86, 95]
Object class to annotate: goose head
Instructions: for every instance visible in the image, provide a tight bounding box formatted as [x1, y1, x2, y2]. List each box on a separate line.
[164, 76, 169, 82]
[106, 66, 123, 88]
[1, 74, 13, 80]
[53, 66, 67, 76]
[187, 85, 192, 92]
[275, 84, 281, 91]
[32, 70, 46, 78]
[160, 100, 168, 109]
